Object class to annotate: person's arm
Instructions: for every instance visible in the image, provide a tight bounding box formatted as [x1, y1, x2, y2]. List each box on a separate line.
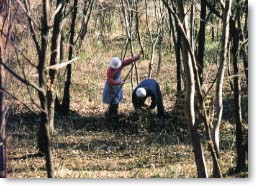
[121, 55, 140, 67]
[107, 69, 123, 86]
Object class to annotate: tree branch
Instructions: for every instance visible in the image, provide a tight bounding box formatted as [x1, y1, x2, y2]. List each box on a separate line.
[0, 87, 44, 114]
[0, 61, 44, 94]
[16, 0, 40, 28]
[22, 0, 41, 55]
[205, 0, 222, 18]
[45, 57, 79, 70]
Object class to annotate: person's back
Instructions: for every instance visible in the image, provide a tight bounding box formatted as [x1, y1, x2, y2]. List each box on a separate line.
[132, 79, 165, 117]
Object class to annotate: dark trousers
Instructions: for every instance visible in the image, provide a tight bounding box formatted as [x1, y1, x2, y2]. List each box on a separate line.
[156, 83, 165, 117]
[108, 104, 119, 117]
[105, 104, 119, 130]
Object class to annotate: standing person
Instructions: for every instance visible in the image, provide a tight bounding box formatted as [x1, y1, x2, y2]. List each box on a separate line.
[132, 79, 165, 117]
[103, 54, 140, 118]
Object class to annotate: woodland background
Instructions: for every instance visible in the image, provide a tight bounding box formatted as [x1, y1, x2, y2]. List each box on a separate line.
[0, 0, 248, 178]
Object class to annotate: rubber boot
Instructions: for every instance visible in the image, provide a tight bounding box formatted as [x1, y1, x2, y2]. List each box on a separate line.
[106, 104, 119, 130]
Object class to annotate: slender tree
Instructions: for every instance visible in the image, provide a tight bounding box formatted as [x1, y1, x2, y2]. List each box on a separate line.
[230, 0, 247, 172]
[0, 0, 14, 177]
[212, 0, 232, 159]
[58, 0, 94, 115]
[163, 0, 209, 177]
[58, 0, 78, 115]
[120, 0, 139, 90]
[167, 6, 182, 92]
[145, 0, 164, 79]
[197, 0, 207, 84]
[134, 0, 145, 57]
[163, 0, 224, 177]
[23, 0, 68, 177]
[237, 0, 248, 86]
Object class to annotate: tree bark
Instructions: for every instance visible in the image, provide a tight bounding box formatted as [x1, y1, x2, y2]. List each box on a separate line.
[163, 0, 223, 177]
[177, 1, 208, 178]
[120, 0, 139, 87]
[212, 0, 232, 160]
[230, 0, 246, 172]
[238, 1, 248, 87]
[197, 0, 206, 84]
[157, 31, 163, 77]
[36, 0, 54, 178]
[145, 0, 163, 79]
[135, 0, 144, 57]
[60, 0, 94, 115]
[48, 0, 65, 132]
[168, 9, 182, 93]
[0, 56, 7, 178]
[37, 111, 54, 178]
[61, 0, 78, 115]
[0, 0, 12, 177]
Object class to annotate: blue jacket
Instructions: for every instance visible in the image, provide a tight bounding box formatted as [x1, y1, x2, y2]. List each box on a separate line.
[132, 79, 164, 116]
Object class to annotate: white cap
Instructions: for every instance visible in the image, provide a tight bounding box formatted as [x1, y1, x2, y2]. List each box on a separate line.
[136, 87, 146, 98]
[110, 57, 122, 69]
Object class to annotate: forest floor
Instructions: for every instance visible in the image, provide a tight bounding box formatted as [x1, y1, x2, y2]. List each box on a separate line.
[7, 101, 248, 178]
[7, 71, 248, 178]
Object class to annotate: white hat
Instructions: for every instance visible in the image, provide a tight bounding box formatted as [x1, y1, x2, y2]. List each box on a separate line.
[136, 87, 146, 98]
[110, 57, 121, 69]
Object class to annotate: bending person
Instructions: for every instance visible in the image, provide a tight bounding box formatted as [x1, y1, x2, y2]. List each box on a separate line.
[132, 79, 165, 117]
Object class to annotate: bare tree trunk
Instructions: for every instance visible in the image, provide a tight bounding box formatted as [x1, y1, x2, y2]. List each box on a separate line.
[60, 0, 78, 115]
[168, 9, 182, 92]
[183, 42, 208, 178]
[0, 0, 12, 177]
[240, 47, 248, 86]
[157, 31, 163, 77]
[135, 0, 144, 57]
[148, 40, 157, 79]
[175, 28, 182, 92]
[60, 0, 94, 115]
[190, 0, 195, 52]
[232, 33, 246, 173]
[165, 0, 209, 178]
[197, 0, 207, 84]
[238, 1, 248, 87]
[120, 0, 139, 88]
[163, 0, 223, 177]
[230, 0, 247, 172]
[36, 0, 54, 178]
[212, 0, 232, 160]
[0, 56, 7, 178]
[175, 0, 208, 177]
[37, 111, 54, 178]
[146, 0, 164, 79]
[227, 46, 234, 91]
[48, 0, 65, 133]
